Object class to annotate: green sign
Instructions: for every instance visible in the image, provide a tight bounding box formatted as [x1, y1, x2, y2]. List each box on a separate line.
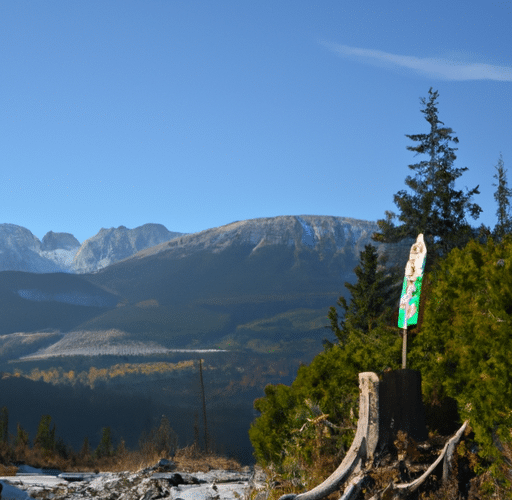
[398, 234, 427, 329]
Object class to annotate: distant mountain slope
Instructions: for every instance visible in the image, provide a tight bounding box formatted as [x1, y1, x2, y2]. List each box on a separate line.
[0, 271, 120, 336]
[76, 215, 408, 351]
[92, 215, 405, 301]
[0, 215, 410, 356]
[0, 224, 66, 273]
[0, 223, 185, 274]
[72, 223, 185, 273]
[41, 231, 80, 251]
[40, 230, 81, 270]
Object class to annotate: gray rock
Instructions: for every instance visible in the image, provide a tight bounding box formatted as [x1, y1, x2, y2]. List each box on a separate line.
[72, 223, 184, 273]
[0, 223, 62, 273]
[41, 231, 80, 251]
[0, 463, 264, 500]
[150, 458, 177, 472]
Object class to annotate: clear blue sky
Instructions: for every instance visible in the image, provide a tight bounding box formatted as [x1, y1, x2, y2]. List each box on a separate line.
[1, 0, 511, 243]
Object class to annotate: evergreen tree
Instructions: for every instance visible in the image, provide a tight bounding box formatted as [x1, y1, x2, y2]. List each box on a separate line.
[55, 436, 69, 459]
[0, 407, 8, 444]
[80, 436, 91, 459]
[14, 423, 29, 449]
[151, 415, 177, 456]
[326, 244, 397, 347]
[493, 153, 511, 240]
[249, 383, 297, 467]
[34, 415, 56, 453]
[95, 427, 114, 458]
[250, 323, 402, 473]
[410, 238, 512, 489]
[373, 88, 481, 261]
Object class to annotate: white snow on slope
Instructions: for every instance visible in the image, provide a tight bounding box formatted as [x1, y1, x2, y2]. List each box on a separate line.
[17, 289, 114, 307]
[295, 216, 315, 247]
[39, 247, 80, 270]
[18, 329, 227, 359]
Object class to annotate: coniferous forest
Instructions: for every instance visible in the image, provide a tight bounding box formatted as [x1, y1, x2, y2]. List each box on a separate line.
[249, 89, 512, 499]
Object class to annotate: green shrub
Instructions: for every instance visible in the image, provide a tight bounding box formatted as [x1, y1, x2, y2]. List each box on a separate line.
[410, 237, 512, 494]
[250, 325, 401, 475]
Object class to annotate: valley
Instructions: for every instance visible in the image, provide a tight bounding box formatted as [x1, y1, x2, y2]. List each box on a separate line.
[0, 215, 409, 465]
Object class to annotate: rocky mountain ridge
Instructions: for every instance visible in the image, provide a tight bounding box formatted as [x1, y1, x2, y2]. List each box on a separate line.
[130, 215, 380, 260]
[0, 223, 184, 274]
[72, 223, 184, 273]
[0, 215, 410, 357]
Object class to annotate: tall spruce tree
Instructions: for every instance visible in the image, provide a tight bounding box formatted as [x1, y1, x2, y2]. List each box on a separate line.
[326, 244, 397, 347]
[492, 153, 511, 240]
[373, 88, 481, 261]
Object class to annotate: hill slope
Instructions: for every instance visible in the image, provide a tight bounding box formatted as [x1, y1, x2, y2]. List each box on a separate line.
[0, 215, 408, 358]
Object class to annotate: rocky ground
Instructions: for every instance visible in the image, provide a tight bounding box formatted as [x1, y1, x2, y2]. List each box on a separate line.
[0, 460, 268, 500]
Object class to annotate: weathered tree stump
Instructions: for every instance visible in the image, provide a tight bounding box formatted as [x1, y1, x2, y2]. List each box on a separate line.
[276, 371, 466, 500]
[379, 369, 428, 448]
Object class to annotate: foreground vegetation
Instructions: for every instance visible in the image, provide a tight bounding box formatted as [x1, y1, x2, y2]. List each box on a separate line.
[0, 412, 241, 474]
[249, 88, 512, 499]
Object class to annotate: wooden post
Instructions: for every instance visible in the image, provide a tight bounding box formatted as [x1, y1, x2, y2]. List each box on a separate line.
[402, 312, 408, 369]
[402, 328, 407, 369]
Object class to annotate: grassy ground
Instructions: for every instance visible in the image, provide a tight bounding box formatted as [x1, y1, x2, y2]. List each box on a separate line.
[0, 442, 242, 474]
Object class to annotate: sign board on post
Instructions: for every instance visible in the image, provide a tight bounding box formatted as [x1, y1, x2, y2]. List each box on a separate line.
[399, 234, 427, 368]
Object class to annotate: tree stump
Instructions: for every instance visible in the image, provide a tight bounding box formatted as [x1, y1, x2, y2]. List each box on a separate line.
[378, 369, 428, 449]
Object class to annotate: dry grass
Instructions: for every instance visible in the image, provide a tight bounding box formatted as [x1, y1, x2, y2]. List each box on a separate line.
[172, 443, 242, 472]
[75, 444, 242, 473]
[1, 443, 242, 474]
[0, 463, 18, 476]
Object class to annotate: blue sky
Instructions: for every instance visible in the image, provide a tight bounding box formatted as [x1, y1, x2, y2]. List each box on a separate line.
[1, 1, 511, 243]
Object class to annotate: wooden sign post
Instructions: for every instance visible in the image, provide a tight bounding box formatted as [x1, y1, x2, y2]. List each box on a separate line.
[398, 234, 427, 369]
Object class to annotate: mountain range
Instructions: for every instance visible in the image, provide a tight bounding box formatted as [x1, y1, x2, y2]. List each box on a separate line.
[0, 215, 409, 353]
[0, 215, 410, 463]
[0, 223, 184, 274]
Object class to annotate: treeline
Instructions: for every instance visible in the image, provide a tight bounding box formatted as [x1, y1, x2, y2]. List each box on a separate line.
[249, 88, 512, 499]
[0, 408, 178, 471]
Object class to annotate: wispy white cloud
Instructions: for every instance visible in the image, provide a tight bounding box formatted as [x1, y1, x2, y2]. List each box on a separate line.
[320, 42, 512, 82]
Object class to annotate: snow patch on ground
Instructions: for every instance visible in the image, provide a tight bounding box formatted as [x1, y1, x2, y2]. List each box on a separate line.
[19, 330, 227, 360]
[17, 289, 114, 307]
[0, 463, 267, 500]
[0, 480, 33, 499]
